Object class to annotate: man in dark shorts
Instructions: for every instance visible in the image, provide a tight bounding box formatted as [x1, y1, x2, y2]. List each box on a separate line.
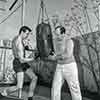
[2, 26, 37, 100]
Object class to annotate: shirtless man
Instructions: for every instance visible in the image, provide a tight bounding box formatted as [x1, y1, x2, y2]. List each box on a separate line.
[2, 26, 37, 100]
[51, 26, 82, 100]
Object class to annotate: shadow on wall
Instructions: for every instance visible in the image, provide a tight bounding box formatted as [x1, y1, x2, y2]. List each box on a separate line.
[72, 38, 84, 89]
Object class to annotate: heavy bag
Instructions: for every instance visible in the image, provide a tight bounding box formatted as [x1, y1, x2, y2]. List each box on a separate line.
[36, 22, 54, 58]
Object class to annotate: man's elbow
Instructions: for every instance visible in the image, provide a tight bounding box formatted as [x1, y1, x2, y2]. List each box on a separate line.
[19, 57, 25, 63]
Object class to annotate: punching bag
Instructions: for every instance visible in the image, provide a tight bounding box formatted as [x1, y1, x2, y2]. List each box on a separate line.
[36, 22, 54, 59]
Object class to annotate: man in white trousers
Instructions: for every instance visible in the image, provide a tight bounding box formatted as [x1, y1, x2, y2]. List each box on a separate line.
[51, 25, 82, 100]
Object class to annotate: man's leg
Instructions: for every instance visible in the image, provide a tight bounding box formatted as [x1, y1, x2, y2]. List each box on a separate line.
[17, 72, 24, 98]
[63, 62, 82, 100]
[51, 64, 64, 100]
[2, 72, 24, 98]
[25, 68, 37, 98]
[8, 72, 24, 98]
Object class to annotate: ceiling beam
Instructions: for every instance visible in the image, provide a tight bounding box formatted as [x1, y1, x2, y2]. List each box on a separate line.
[9, 0, 18, 10]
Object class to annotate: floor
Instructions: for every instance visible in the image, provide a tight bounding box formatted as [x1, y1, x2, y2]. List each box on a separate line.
[0, 83, 98, 100]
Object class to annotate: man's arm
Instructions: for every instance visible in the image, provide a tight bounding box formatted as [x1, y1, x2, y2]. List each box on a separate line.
[17, 42, 34, 63]
[56, 39, 74, 60]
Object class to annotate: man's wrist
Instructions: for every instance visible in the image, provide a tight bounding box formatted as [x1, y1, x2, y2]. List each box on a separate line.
[56, 55, 63, 60]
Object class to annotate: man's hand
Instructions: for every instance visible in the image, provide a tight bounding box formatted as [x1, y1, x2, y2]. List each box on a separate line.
[48, 54, 56, 61]
[20, 59, 25, 63]
[55, 54, 63, 60]
[20, 54, 34, 63]
[28, 52, 35, 59]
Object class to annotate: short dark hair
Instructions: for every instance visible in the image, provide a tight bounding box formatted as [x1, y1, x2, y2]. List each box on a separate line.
[55, 26, 66, 34]
[19, 26, 32, 34]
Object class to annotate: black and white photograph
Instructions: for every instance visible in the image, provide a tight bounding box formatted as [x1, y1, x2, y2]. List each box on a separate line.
[0, 0, 100, 100]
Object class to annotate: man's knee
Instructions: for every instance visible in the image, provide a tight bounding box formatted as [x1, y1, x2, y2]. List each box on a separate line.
[51, 86, 61, 100]
[26, 68, 37, 81]
[52, 83, 60, 96]
[70, 81, 81, 94]
[33, 75, 37, 81]
[31, 73, 37, 81]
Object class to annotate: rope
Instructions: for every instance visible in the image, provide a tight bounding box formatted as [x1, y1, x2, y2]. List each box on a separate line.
[9, 0, 18, 10]
[44, 5, 50, 24]
[0, 3, 23, 25]
[37, 7, 41, 25]
[37, 0, 50, 24]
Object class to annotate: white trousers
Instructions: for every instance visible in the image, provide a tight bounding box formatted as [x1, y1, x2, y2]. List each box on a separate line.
[51, 62, 82, 100]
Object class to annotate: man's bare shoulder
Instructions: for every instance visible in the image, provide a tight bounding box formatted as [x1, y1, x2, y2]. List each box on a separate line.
[65, 38, 74, 49]
[12, 35, 21, 43]
[12, 35, 21, 48]
[12, 35, 17, 42]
